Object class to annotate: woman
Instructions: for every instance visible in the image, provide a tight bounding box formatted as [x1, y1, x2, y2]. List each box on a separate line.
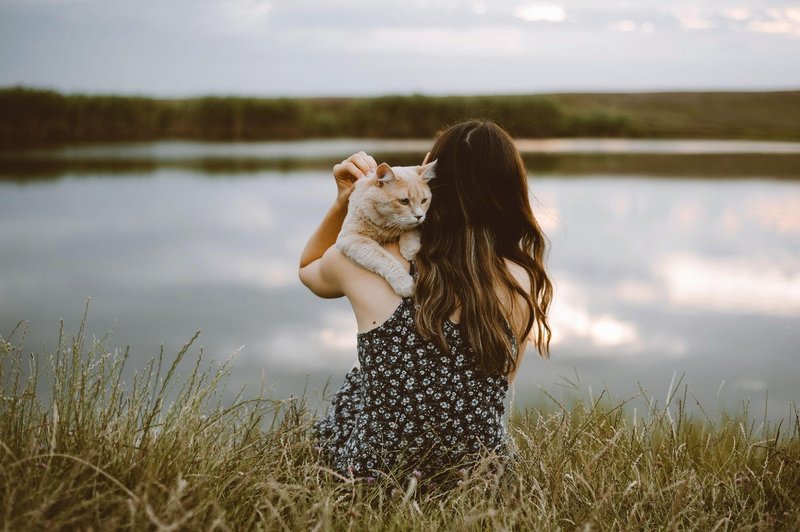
[298, 119, 552, 484]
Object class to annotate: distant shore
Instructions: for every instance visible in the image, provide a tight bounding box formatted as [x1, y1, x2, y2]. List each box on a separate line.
[2, 87, 800, 147]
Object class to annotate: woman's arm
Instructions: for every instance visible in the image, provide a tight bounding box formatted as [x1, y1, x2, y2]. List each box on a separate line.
[298, 151, 376, 297]
[298, 200, 348, 269]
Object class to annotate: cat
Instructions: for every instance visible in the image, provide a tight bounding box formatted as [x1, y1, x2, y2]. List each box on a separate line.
[335, 160, 436, 297]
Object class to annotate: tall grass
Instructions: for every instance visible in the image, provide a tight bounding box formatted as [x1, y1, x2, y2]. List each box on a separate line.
[1, 308, 799, 530]
[4, 87, 800, 147]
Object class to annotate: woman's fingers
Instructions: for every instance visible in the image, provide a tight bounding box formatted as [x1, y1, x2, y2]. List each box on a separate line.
[332, 151, 379, 205]
[334, 161, 363, 182]
[421, 151, 431, 165]
[365, 153, 377, 172]
[336, 151, 377, 182]
[350, 151, 375, 176]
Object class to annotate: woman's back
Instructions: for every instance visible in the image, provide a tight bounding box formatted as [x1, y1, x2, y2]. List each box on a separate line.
[313, 260, 516, 480]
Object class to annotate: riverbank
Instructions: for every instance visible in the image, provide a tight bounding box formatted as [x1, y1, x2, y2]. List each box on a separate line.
[1, 316, 798, 530]
[2, 87, 800, 147]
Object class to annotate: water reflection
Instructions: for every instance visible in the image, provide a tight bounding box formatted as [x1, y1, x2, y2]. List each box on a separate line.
[548, 277, 689, 359]
[263, 310, 359, 372]
[8, 138, 800, 161]
[548, 279, 642, 351]
[657, 253, 800, 316]
[4, 140, 800, 180]
[747, 195, 800, 234]
[0, 168, 798, 419]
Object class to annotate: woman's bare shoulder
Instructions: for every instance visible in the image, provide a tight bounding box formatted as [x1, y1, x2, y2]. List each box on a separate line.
[324, 242, 408, 294]
[321, 245, 369, 282]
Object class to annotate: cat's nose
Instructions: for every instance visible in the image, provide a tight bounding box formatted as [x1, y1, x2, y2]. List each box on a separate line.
[415, 214, 424, 221]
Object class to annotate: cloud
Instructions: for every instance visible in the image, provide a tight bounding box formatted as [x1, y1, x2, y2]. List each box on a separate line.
[549, 280, 639, 350]
[610, 19, 655, 33]
[3, 0, 800, 94]
[746, 195, 800, 234]
[277, 26, 531, 57]
[588, 315, 638, 347]
[614, 280, 660, 305]
[655, 253, 800, 316]
[675, 8, 716, 30]
[260, 310, 358, 371]
[548, 278, 687, 359]
[670, 5, 800, 37]
[748, 17, 800, 37]
[724, 8, 752, 22]
[611, 20, 637, 32]
[512, 3, 566, 23]
[213, 0, 274, 35]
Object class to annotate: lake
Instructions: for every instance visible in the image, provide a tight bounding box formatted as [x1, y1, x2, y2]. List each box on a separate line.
[1, 139, 798, 421]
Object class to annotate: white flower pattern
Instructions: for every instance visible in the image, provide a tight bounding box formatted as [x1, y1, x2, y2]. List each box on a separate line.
[313, 261, 516, 480]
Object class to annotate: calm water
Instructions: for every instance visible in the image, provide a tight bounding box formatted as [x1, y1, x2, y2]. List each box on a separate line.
[1, 140, 798, 420]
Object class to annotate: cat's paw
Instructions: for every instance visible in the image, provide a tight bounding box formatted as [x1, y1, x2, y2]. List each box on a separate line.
[399, 230, 421, 261]
[391, 273, 415, 298]
[399, 246, 419, 262]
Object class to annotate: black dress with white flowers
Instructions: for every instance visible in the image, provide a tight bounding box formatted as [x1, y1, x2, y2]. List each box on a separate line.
[313, 262, 516, 481]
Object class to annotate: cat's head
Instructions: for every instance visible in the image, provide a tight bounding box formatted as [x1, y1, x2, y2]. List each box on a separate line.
[354, 160, 436, 231]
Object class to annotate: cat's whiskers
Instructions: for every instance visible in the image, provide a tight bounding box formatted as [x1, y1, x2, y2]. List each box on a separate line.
[382, 219, 415, 239]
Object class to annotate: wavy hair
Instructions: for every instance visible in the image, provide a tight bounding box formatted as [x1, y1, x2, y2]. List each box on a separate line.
[414, 120, 552, 376]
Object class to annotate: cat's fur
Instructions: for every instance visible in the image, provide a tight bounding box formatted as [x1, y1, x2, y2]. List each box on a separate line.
[335, 160, 436, 297]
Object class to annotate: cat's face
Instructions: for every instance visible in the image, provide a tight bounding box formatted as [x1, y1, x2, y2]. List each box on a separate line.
[355, 161, 436, 231]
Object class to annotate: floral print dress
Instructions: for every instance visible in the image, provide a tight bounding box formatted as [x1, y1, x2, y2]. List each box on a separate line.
[312, 261, 516, 481]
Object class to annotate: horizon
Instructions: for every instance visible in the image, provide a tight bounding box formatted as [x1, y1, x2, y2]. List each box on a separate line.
[5, 84, 800, 100]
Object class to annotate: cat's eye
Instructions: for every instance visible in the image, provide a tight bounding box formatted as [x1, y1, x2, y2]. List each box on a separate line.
[421, 198, 428, 204]
[399, 198, 410, 205]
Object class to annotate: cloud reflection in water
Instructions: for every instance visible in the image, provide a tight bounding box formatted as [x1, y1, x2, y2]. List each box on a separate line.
[1, 170, 798, 418]
[656, 253, 800, 316]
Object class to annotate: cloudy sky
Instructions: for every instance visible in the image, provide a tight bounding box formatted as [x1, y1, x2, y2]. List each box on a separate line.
[1, 0, 799, 96]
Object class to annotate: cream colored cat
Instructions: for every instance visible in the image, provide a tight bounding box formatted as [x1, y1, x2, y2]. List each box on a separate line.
[335, 160, 436, 297]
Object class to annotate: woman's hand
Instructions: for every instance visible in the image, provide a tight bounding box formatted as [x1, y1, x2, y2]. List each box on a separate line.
[298, 150, 376, 273]
[333, 151, 377, 207]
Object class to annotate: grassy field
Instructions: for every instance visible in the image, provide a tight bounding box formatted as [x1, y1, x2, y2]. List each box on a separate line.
[1, 311, 799, 530]
[2, 87, 800, 146]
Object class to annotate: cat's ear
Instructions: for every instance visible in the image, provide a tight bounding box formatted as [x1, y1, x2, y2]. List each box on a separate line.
[417, 159, 437, 182]
[375, 163, 395, 187]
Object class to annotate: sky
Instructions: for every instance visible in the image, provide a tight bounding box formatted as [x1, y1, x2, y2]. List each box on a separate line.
[1, 0, 800, 96]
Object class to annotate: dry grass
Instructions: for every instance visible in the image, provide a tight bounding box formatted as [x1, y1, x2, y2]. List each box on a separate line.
[1, 309, 799, 530]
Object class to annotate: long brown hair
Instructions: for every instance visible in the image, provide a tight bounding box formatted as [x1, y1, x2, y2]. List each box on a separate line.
[415, 119, 553, 376]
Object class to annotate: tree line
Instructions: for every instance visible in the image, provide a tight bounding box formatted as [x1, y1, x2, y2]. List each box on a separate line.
[1, 86, 798, 146]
